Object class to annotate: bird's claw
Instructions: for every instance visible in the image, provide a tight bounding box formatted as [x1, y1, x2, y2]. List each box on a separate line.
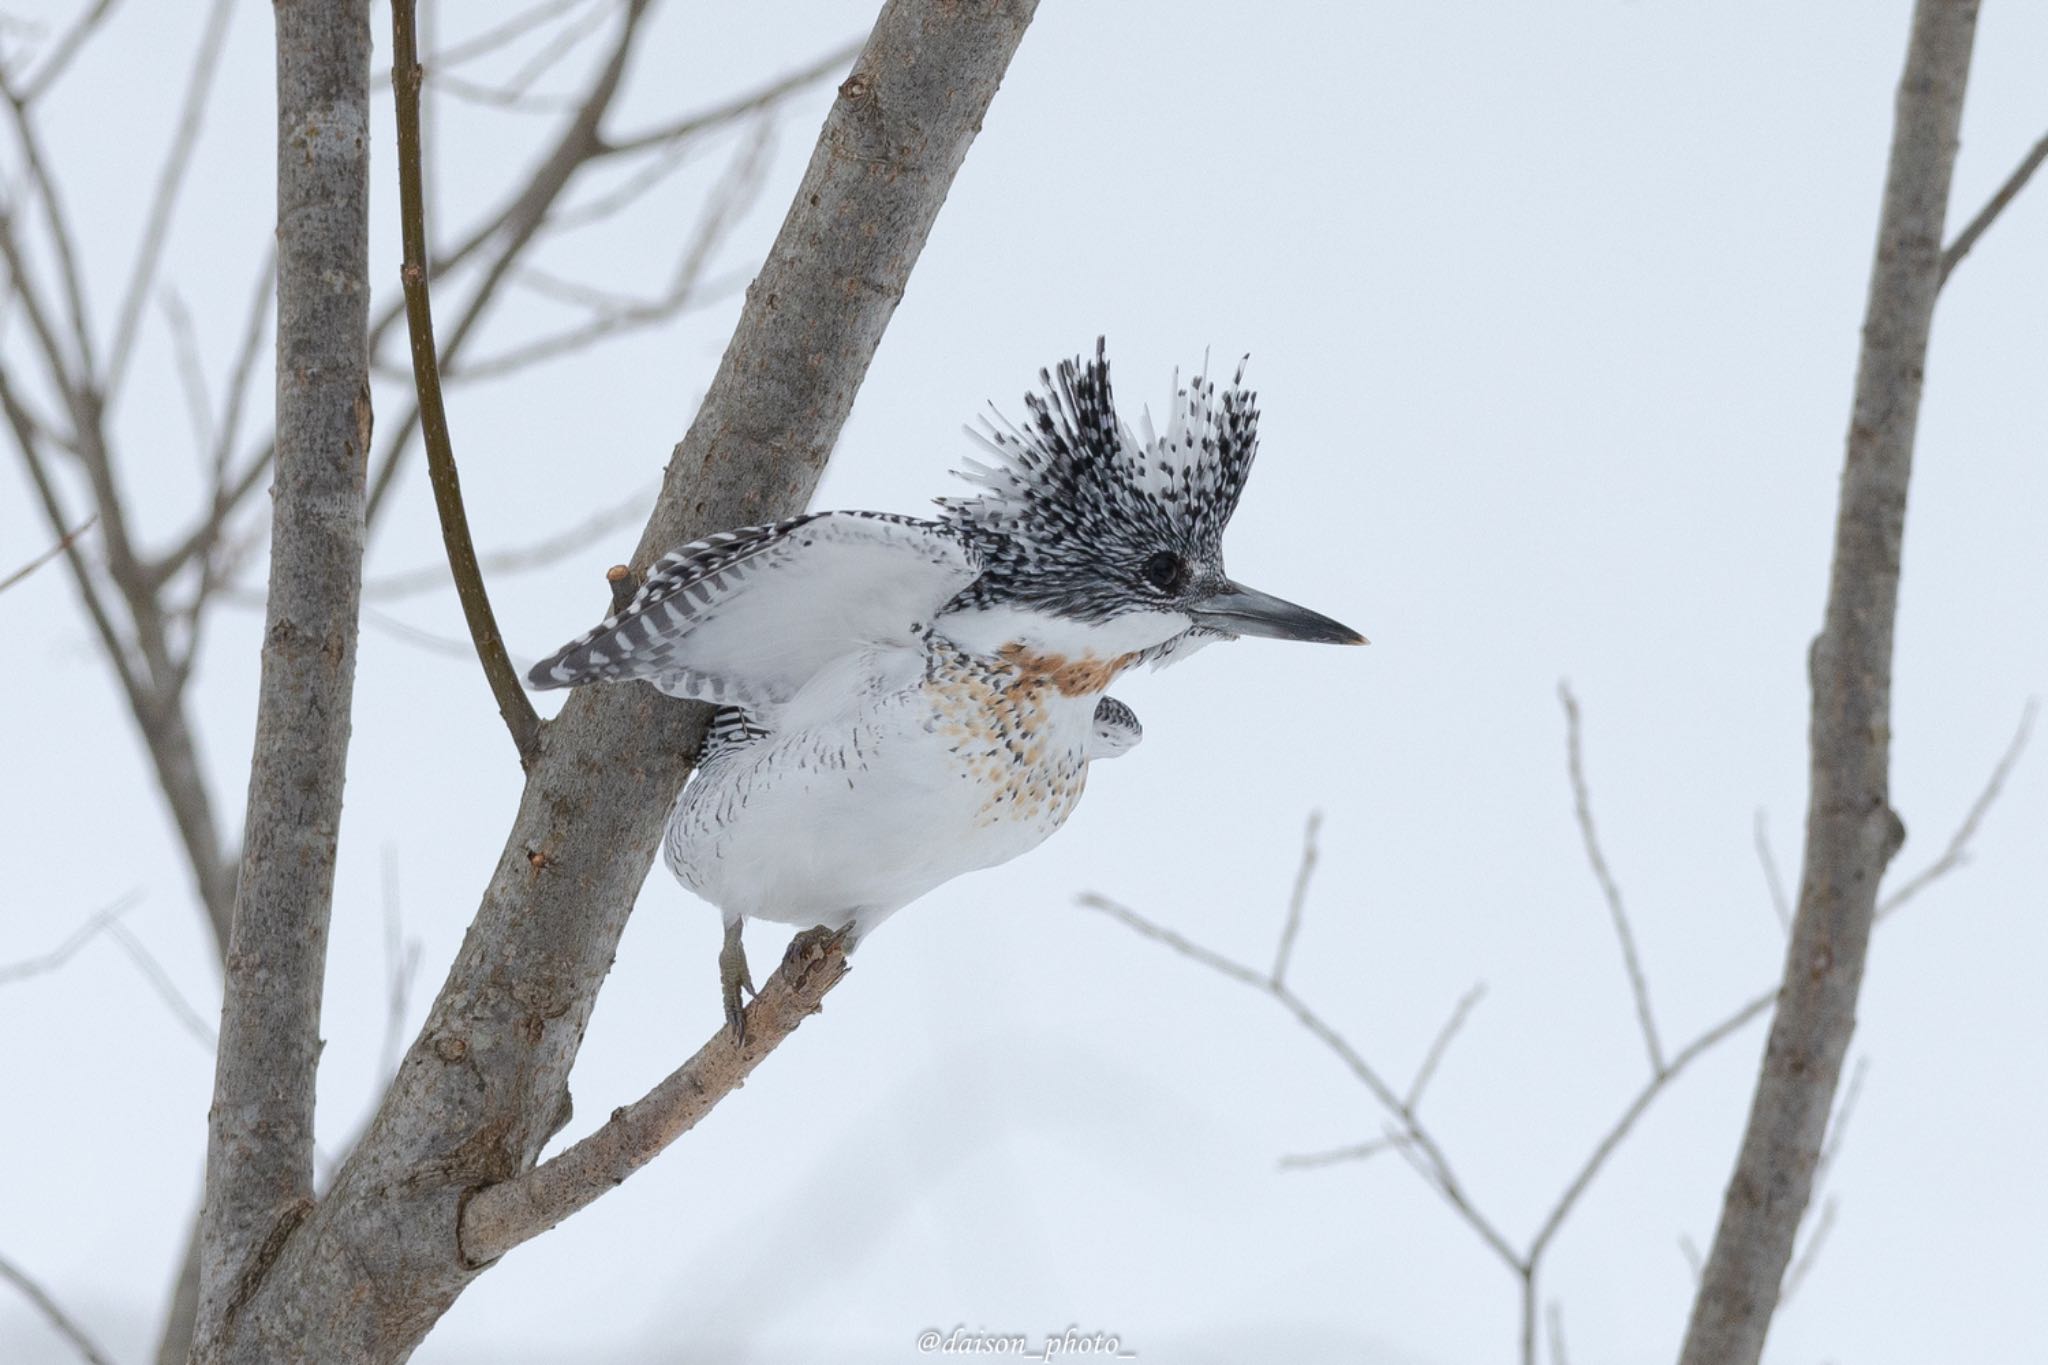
[719, 919, 756, 1044]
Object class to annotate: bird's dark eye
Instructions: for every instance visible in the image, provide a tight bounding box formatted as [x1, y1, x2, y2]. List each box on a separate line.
[1141, 550, 1188, 593]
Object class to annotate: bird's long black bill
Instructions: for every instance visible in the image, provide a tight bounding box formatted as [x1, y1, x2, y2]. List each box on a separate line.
[1190, 580, 1367, 645]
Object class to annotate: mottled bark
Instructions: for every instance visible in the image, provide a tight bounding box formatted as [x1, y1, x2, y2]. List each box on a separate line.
[459, 929, 852, 1262]
[193, 1, 371, 1359]
[1677, 4, 1978, 1362]
[195, 2, 1037, 1360]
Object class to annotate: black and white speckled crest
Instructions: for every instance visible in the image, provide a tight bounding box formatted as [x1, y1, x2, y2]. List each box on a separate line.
[937, 338, 1259, 621]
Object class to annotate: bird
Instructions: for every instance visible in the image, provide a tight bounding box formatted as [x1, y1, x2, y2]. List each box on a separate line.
[528, 340, 1364, 1037]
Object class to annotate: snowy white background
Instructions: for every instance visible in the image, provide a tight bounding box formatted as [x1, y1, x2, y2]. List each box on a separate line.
[3, 1, 2044, 1362]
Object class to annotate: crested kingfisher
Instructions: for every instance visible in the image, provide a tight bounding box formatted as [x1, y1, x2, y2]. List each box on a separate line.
[529, 341, 1365, 1036]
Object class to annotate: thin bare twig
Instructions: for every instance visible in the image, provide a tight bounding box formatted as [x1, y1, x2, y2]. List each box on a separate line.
[1524, 987, 1777, 1265]
[379, 849, 422, 1080]
[453, 121, 769, 382]
[362, 0, 654, 529]
[1277, 1137, 1398, 1171]
[600, 38, 861, 157]
[433, 0, 597, 69]
[1752, 809, 1792, 933]
[104, 920, 216, 1047]
[364, 483, 652, 599]
[1269, 811, 1320, 987]
[393, 0, 545, 770]
[1545, 1302, 1569, 1365]
[0, 891, 141, 985]
[161, 287, 213, 455]
[1080, 887, 1524, 1274]
[1815, 1056, 1869, 1183]
[0, 370, 143, 702]
[1559, 682, 1664, 1073]
[18, 0, 122, 101]
[428, 0, 613, 111]
[0, 69, 98, 385]
[1876, 700, 2035, 922]
[1779, 1198, 1838, 1305]
[104, 0, 235, 396]
[0, 514, 94, 595]
[1939, 129, 2048, 288]
[0, 1250, 117, 1365]
[1404, 982, 1487, 1112]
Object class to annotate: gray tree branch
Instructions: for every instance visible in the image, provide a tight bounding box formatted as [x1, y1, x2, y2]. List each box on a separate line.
[0, 1250, 116, 1365]
[192, 0, 372, 1354]
[393, 0, 544, 770]
[459, 927, 852, 1261]
[1678, 4, 1979, 1360]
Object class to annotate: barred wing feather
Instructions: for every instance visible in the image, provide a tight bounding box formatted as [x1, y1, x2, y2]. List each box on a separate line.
[526, 511, 981, 710]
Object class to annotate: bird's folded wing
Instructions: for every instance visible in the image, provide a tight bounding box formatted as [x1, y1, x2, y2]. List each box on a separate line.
[527, 511, 981, 708]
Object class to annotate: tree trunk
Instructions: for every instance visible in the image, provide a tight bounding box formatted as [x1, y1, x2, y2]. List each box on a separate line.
[1677, 3, 1978, 1361]
[192, 0, 372, 1358]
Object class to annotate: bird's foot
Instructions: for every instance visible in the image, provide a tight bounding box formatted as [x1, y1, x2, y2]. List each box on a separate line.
[784, 923, 856, 969]
[719, 919, 756, 1044]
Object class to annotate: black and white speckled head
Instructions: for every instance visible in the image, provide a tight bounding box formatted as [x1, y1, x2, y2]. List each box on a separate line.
[936, 340, 1363, 661]
[939, 339, 1254, 622]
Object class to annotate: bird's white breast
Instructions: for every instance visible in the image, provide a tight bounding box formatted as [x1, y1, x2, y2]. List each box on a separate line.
[664, 636, 1128, 936]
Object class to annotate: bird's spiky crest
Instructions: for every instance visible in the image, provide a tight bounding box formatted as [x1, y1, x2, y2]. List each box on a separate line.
[939, 339, 1257, 561]
[936, 340, 1259, 621]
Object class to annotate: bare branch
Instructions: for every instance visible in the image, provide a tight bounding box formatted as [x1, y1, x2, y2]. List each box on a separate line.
[1277, 1138, 1399, 1171]
[207, 250, 274, 490]
[1079, 892, 1272, 995]
[363, 483, 652, 600]
[1527, 987, 1777, 1266]
[0, 1250, 117, 1365]
[1938, 129, 2048, 288]
[379, 850, 422, 1080]
[1681, 12, 1978, 1342]
[104, 0, 235, 396]
[1269, 811, 1320, 988]
[194, 0, 371, 1344]
[161, 287, 214, 455]
[433, 0, 598, 69]
[1405, 982, 1487, 1112]
[0, 891, 141, 986]
[452, 120, 768, 383]
[1778, 1197, 1838, 1306]
[1752, 809, 1791, 933]
[426, 0, 613, 111]
[0, 369, 142, 702]
[600, 39, 862, 158]
[18, 0, 122, 102]
[1678, 1234, 1704, 1281]
[4, 370, 238, 946]
[459, 928, 852, 1262]
[1815, 1055, 1869, 1183]
[1545, 1301, 1569, 1365]
[0, 513, 94, 596]
[105, 920, 217, 1048]
[1082, 889, 1524, 1274]
[1877, 699, 2035, 921]
[393, 0, 545, 771]
[361, 0, 654, 529]
[1558, 682, 1663, 1073]
[0, 70, 99, 385]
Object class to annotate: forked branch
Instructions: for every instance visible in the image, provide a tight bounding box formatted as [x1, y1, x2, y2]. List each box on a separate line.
[459, 929, 852, 1262]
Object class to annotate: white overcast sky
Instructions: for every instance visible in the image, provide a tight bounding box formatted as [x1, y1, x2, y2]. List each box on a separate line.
[3, 2, 2045, 1363]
